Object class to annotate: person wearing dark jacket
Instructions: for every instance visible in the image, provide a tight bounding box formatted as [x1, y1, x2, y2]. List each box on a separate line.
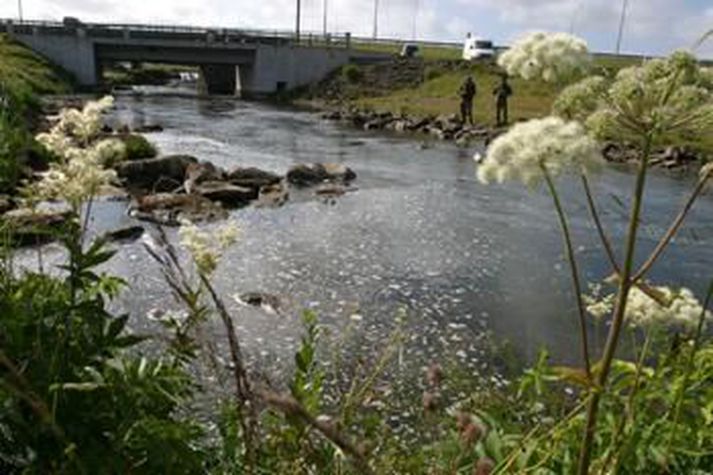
[493, 74, 513, 126]
[458, 76, 477, 125]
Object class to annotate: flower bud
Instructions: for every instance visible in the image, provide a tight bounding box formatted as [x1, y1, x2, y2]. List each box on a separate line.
[426, 363, 443, 387]
[460, 422, 483, 447]
[422, 391, 438, 412]
[473, 457, 495, 475]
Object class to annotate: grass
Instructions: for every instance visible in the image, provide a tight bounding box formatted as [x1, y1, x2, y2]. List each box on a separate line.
[353, 40, 462, 61]
[355, 62, 558, 127]
[0, 34, 72, 94]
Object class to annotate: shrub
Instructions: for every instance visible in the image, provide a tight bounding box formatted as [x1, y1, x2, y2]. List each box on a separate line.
[122, 134, 158, 160]
[342, 64, 364, 84]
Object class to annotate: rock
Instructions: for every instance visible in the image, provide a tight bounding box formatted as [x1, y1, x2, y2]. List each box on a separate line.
[315, 183, 358, 197]
[257, 183, 289, 208]
[236, 292, 283, 315]
[285, 162, 356, 185]
[1, 208, 70, 246]
[184, 161, 227, 193]
[227, 167, 282, 189]
[103, 225, 145, 243]
[131, 193, 226, 226]
[194, 181, 257, 207]
[134, 124, 164, 133]
[117, 155, 198, 191]
[321, 110, 342, 121]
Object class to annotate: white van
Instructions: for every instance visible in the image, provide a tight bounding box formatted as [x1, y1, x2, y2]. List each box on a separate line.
[462, 35, 495, 61]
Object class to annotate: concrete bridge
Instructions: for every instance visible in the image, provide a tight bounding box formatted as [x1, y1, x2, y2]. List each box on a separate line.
[1, 20, 367, 96]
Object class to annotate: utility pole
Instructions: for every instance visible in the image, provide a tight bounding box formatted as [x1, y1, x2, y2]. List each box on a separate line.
[615, 0, 629, 54]
[412, 0, 419, 40]
[372, 0, 379, 39]
[17, 0, 23, 21]
[323, 0, 328, 36]
[296, 0, 302, 42]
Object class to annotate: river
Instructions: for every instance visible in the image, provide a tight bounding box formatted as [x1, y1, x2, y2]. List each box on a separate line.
[17, 90, 713, 377]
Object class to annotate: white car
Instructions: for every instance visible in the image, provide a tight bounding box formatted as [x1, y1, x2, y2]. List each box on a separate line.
[462, 37, 495, 61]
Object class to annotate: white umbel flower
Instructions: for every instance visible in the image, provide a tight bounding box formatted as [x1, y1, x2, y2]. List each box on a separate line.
[498, 32, 590, 83]
[179, 220, 240, 275]
[476, 116, 602, 187]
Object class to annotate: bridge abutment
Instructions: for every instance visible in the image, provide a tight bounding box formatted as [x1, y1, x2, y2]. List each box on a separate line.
[198, 64, 238, 95]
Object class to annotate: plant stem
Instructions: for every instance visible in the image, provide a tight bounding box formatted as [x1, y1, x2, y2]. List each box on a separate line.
[632, 174, 709, 282]
[577, 136, 652, 475]
[601, 327, 654, 474]
[581, 174, 620, 274]
[542, 164, 592, 379]
[661, 280, 713, 469]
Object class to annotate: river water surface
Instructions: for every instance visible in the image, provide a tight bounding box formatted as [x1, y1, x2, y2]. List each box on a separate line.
[19, 91, 713, 376]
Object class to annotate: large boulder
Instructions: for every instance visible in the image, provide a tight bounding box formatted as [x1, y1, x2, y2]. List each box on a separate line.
[1, 208, 70, 246]
[227, 167, 282, 189]
[194, 181, 257, 207]
[117, 155, 198, 191]
[184, 161, 227, 193]
[286, 163, 356, 187]
[131, 193, 226, 226]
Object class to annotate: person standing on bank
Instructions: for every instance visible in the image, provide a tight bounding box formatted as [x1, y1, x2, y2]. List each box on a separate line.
[493, 74, 513, 126]
[458, 75, 477, 125]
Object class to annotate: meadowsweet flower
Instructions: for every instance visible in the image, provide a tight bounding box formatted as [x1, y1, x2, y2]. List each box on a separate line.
[583, 283, 614, 320]
[25, 97, 123, 209]
[497, 32, 590, 83]
[178, 220, 240, 275]
[476, 116, 602, 187]
[701, 162, 713, 180]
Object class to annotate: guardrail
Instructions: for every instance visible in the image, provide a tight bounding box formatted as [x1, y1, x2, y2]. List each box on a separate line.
[0, 19, 355, 49]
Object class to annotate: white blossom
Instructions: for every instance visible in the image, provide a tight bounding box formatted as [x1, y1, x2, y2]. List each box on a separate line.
[178, 220, 240, 275]
[552, 76, 607, 121]
[476, 116, 602, 187]
[497, 32, 591, 83]
[701, 162, 713, 180]
[25, 97, 123, 209]
[585, 283, 712, 329]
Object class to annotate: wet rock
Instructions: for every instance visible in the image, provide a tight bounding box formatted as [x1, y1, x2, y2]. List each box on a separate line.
[286, 163, 356, 186]
[257, 182, 290, 208]
[315, 183, 358, 197]
[131, 193, 226, 226]
[236, 292, 283, 315]
[227, 167, 282, 189]
[321, 110, 342, 121]
[134, 124, 164, 133]
[104, 225, 145, 243]
[117, 154, 198, 191]
[194, 181, 257, 207]
[1, 208, 70, 246]
[184, 161, 227, 193]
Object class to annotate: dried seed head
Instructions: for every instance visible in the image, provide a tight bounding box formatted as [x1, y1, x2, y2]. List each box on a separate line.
[473, 457, 495, 475]
[460, 422, 483, 447]
[456, 411, 472, 432]
[426, 363, 444, 387]
[422, 391, 438, 412]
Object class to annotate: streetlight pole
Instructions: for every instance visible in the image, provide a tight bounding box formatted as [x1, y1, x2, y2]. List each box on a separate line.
[17, 0, 23, 21]
[323, 0, 328, 36]
[296, 0, 301, 42]
[615, 0, 629, 54]
[372, 0, 379, 39]
[412, 0, 419, 40]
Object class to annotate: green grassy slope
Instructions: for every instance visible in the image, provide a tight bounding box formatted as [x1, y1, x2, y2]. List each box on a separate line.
[0, 34, 72, 95]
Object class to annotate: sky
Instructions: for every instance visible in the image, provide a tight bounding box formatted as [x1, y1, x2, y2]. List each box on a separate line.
[2, 0, 712, 57]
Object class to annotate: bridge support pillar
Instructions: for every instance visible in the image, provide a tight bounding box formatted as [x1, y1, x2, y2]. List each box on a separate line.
[198, 64, 238, 95]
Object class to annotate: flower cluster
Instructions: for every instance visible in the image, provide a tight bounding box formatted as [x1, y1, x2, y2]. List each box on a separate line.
[26, 96, 124, 209]
[178, 220, 240, 275]
[497, 32, 591, 83]
[476, 116, 602, 187]
[552, 76, 607, 121]
[572, 51, 713, 144]
[584, 283, 712, 329]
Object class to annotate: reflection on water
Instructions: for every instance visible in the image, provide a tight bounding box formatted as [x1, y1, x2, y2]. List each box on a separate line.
[18, 92, 713, 372]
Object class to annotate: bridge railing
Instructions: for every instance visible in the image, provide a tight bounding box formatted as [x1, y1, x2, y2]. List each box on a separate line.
[0, 19, 356, 49]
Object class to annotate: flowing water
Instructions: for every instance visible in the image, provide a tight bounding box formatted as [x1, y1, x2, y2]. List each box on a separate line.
[18, 90, 713, 377]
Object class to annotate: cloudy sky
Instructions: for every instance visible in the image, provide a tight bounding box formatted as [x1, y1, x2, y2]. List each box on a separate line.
[2, 0, 712, 57]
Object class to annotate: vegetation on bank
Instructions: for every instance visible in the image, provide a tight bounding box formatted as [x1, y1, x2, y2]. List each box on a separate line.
[0, 34, 72, 193]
